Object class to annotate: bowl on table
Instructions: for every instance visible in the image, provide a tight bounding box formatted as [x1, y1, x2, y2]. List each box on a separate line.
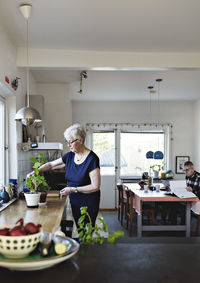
[0, 227, 41, 259]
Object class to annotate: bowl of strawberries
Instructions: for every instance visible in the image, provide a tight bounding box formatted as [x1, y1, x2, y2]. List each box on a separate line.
[0, 218, 42, 258]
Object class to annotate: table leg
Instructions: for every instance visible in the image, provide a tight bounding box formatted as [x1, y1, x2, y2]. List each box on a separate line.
[137, 213, 142, 238]
[186, 202, 191, 237]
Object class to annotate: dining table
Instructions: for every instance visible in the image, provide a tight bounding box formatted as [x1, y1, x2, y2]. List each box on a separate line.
[123, 183, 199, 237]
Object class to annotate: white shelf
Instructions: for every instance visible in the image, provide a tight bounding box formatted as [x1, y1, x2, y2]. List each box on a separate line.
[19, 142, 63, 151]
[36, 142, 63, 150]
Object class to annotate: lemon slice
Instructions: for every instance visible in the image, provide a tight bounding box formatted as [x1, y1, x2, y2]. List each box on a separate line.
[54, 242, 67, 255]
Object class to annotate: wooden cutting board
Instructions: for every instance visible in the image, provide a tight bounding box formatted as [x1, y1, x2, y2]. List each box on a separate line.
[47, 191, 60, 197]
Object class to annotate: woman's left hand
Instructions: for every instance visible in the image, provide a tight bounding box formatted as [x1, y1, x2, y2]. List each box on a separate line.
[60, 187, 73, 196]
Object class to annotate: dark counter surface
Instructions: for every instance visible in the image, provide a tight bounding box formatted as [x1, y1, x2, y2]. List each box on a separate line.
[1, 241, 200, 283]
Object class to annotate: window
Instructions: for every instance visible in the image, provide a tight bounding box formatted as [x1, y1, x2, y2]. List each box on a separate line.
[93, 132, 115, 175]
[88, 123, 170, 179]
[0, 98, 5, 185]
[120, 132, 164, 177]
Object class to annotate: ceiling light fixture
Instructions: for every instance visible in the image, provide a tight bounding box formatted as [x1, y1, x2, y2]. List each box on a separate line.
[78, 71, 87, 94]
[153, 78, 164, 160]
[15, 3, 41, 126]
[146, 80, 164, 160]
[146, 86, 154, 159]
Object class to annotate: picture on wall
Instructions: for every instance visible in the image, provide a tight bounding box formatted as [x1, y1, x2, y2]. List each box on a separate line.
[176, 156, 190, 174]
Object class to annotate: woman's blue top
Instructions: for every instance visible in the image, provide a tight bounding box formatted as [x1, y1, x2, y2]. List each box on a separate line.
[62, 151, 100, 207]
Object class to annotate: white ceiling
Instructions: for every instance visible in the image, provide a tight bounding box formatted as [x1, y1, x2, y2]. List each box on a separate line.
[32, 69, 200, 101]
[1, 0, 200, 52]
[1, 0, 200, 100]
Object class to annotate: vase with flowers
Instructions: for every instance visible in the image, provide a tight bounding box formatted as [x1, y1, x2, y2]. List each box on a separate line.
[151, 162, 165, 179]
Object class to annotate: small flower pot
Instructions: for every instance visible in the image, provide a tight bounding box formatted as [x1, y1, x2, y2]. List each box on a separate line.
[39, 191, 47, 205]
[24, 193, 41, 208]
[153, 171, 159, 179]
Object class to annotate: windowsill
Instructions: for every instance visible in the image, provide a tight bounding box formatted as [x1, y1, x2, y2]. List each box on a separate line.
[121, 177, 173, 183]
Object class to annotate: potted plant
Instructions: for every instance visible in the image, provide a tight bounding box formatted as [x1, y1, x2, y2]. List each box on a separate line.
[25, 153, 50, 207]
[76, 207, 124, 245]
[151, 162, 165, 179]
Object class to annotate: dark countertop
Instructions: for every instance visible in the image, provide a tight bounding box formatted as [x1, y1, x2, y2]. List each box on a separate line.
[1, 241, 200, 283]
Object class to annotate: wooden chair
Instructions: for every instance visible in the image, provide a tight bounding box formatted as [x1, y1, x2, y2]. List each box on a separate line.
[125, 188, 136, 236]
[125, 188, 156, 236]
[195, 216, 200, 236]
[117, 184, 127, 225]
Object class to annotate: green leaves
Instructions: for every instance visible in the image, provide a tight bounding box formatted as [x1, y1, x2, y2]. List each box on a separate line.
[26, 153, 50, 193]
[76, 206, 124, 245]
[107, 231, 124, 244]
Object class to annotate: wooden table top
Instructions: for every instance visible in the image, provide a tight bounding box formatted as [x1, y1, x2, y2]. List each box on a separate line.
[0, 193, 67, 233]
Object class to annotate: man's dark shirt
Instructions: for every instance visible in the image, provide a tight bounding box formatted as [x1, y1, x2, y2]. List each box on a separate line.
[186, 170, 200, 199]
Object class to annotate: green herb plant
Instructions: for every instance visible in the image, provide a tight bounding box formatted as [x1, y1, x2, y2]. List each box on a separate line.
[26, 153, 50, 193]
[76, 206, 124, 245]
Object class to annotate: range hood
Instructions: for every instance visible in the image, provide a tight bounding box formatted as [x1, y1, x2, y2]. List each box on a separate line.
[20, 142, 63, 151]
[36, 142, 63, 150]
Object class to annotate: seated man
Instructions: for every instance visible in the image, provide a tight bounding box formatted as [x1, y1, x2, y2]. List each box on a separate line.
[184, 161, 200, 214]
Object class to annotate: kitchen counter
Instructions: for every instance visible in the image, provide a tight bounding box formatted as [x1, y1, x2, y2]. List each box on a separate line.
[0, 193, 67, 232]
[1, 241, 200, 282]
[0, 194, 199, 281]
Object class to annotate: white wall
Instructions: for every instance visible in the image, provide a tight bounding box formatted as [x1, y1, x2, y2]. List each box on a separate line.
[0, 24, 37, 179]
[194, 100, 200, 171]
[36, 83, 72, 149]
[72, 100, 194, 178]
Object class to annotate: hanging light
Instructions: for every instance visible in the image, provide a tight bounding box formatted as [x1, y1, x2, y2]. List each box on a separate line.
[146, 151, 154, 159]
[154, 78, 164, 160]
[154, 151, 164, 159]
[145, 86, 155, 159]
[15, 3, 41, 126]
[78, 71, 87, 94]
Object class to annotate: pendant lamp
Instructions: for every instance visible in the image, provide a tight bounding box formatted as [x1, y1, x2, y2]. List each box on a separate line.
[146, 151, 154, 159]
[145, 86, 154, 159]
[153, 79, 164, 160]
[15, 3, 41, 126]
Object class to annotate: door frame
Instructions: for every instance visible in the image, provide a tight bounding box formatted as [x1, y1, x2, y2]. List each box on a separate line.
[86, 123, 171, 208]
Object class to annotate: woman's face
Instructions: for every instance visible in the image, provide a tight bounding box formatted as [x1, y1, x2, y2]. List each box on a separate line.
[66, 136, 82, 152]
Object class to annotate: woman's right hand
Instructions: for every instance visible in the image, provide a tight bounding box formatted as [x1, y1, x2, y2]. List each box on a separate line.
[26, 171, 35, 179]
[60, 187, 73, 196]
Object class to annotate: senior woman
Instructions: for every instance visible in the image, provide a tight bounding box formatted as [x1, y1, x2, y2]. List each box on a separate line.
[27, 124, 101, 227]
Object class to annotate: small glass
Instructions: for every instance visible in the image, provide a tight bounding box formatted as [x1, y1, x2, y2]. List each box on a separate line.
[155, 184, 160, 192]
[144, 185, 148, 193]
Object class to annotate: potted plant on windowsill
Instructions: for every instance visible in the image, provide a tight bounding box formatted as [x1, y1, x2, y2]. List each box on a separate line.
[25, 153, 50, 208]
[151, 162, 165, 179]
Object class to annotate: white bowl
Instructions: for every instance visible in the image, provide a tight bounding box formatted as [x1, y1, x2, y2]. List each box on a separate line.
[0, 228, 41, 259]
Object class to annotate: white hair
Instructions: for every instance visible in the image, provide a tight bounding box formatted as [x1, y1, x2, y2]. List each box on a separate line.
[64, 124, 86, 143]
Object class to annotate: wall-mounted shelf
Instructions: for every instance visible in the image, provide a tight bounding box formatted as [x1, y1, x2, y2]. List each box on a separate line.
[19, 142, 63, 151]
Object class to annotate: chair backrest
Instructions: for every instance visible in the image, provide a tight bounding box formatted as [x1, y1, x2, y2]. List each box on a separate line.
[117, 184, 123, 205]
[125, 187, 130, 198]
[117, 184, 122, 192]
[125, 187, 134, 211]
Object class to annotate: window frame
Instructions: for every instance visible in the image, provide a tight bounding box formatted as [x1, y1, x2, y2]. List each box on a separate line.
[0, 95, 6, 185]
[120, 130, 166, 178]
[87, 123, 171, 180]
